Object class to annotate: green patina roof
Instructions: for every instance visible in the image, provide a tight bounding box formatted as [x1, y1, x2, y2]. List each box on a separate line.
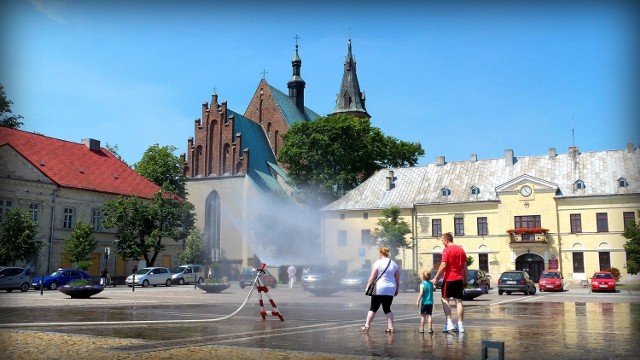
[268, 85, 321, 125]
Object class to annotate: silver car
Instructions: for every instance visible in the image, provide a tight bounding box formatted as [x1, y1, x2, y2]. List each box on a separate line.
[0, 267, 31, 292]
[126, 267, 172, 287]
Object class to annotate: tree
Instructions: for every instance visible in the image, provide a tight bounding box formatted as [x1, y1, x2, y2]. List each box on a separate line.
[278, 114, 424, 208]
[62, 220, 97, 271]
[179, 228, 209, 265]
[105, 142, 128, 166]
[134, 144, 186, 197]
[623, 210, 640, 275]
[0, 208, 42, 265]
[467, 256, 475, 267]
[0, 84, 24, 129]
[371, 207, 412, 258]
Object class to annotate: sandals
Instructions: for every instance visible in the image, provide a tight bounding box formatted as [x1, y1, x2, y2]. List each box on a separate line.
[361, 326, 369, 332]
[385, 328, 395, 333]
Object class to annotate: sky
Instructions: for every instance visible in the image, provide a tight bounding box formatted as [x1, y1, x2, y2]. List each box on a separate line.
[1, 0, 638, 167]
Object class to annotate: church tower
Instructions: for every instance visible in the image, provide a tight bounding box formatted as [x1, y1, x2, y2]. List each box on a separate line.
[331, 37, 370, 119]
[287, 35, 306, 114]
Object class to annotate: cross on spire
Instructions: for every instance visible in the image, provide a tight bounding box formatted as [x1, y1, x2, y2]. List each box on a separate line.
[261, 69, 268, 79]
[294, 34, 300, 53]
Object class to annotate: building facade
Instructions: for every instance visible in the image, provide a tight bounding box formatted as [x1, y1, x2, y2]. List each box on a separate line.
[322, 146, 640, 284]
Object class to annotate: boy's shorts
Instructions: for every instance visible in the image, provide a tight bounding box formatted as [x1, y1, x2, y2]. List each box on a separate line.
[420, 304, 433, 315]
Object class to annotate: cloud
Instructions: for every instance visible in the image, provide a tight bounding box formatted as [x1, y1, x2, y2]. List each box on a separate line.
[27, 0, 67, 24]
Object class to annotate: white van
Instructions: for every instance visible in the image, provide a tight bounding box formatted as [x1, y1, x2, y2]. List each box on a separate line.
[171, 264, 205, 285]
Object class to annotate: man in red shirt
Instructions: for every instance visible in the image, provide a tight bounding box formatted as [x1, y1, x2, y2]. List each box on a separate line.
[431, 232, 468, 332]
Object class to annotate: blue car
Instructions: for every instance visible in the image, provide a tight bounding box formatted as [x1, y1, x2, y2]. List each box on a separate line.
[31, 269, 90, 290]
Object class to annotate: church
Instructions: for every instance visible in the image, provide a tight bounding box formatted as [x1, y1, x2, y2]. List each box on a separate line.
[181, 38, 370, 278]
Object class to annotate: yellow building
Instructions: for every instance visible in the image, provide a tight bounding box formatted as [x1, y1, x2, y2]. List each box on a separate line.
[322, 146, 640, 284]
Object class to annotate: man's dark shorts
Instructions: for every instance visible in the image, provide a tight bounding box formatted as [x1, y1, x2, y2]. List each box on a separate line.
[442, 280, 464, 299]
[419, 304, 433, 315]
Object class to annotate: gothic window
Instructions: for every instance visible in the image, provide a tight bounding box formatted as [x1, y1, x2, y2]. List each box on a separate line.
[222, 143, 230, 175]
[205, 191, 221, 262]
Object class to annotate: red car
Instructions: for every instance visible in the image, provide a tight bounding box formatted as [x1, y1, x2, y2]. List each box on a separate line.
[590, 271, 616, 292]
[538, 271, 564, 292]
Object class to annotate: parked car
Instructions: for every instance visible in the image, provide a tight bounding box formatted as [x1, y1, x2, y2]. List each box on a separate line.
[126, 267, 172, 287]
[497, 270, 536, 295]
[590, 271, 616, 292]
[398, 269, 421, 292]
[301, 265, 344, 296]
[467, 269, 491, 293]
[171, 264, 205, 285]
[538, 271, 564, 292]
[31, 269, 90, 290]
[341, 269, 371, 291]
[0, 267, 31, 292]
[430, 270, 443, 289]
[239, 267, 277, 289]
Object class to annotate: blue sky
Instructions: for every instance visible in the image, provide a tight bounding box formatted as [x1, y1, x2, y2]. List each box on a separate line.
[1, 0, 638, 167]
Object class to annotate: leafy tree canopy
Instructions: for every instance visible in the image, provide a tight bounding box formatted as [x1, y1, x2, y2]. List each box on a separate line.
[105, 142, 128, 166]
[0, 208, 42, 265]
[179, 227, 210, 265]
[134, 144, 186, 197]
[0, 84, 24, 129]
[278, 114, 424, 208]
[62, 220, 97, 271]
[372, 207, 412, 258]
[623, 210, 640, 275]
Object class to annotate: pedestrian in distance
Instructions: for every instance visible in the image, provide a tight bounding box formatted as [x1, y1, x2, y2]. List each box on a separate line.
[287, 264, 297, 288]
[361, 246, 400, 333]
[432, 232, 468, 333]
[416, 270, 435, 333]
[100, 268, 109, 286]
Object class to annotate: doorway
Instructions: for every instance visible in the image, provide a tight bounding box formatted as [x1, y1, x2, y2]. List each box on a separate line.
[515, 253, 544, 282]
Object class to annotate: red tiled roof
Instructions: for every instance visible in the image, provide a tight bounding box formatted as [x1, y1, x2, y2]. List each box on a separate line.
[0, 127, 160, 199]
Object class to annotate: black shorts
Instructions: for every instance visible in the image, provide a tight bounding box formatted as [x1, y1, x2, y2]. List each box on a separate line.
[442, 280, 464, 299]
[419, 304, 433, 315]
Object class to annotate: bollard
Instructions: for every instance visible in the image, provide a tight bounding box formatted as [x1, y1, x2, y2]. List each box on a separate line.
[194, 273, 197, 290]
[481, 340, 504, 360]
[132, 274, 135, 292]
[40, 275, 44, 296]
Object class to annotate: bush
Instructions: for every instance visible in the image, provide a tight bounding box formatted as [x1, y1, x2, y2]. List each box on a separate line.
[607, 267, 621, 282]
[65, 279, 95, 287]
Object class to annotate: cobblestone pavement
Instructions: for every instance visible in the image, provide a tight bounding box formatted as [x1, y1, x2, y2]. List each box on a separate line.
[1, 283, 638, 359]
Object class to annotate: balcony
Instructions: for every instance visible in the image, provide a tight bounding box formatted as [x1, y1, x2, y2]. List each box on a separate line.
[507, 228, 549, 244]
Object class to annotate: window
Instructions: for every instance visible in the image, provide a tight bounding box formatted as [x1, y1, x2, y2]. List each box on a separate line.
[363, 212, 368, 220]
[479, 253, 489, 272]
[29, 203, 40, 223]
[92, 209, 102, 231]
[63, 207, 75, 229]
[432, 219, 442, 237]
[340, 213, 345, 220]
[454, 217, 464, 236]
[337, 230, 347, 246]
[598, 252, 611, 271]
[618, 177, 629, 187]
[477, 217, 488, 236]
[432, 253, 442, 269]
[596, 213, 608, 232]
[574, 180, 585, 190]
[570, 214, 582, 233]
[514, 215, 541, 241]
[441, 188, 451, 196]
[471, 186, 480, 195]
[623, 212, 635, 228]
[572, 252, 584, 273]
[0, 199, 14, 220]
[361, 229, 371, 246]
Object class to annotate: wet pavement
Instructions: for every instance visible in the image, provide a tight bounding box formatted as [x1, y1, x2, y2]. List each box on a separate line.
[1, 284, 639, 359]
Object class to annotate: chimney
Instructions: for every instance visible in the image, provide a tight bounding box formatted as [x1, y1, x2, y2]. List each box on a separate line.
[470, 154, 477, 162]
[386, 170, 395, 191]
[627, 143, 635, 152]
[435, 156, 446, 166]
[568, 146, 580, 157]
[548, 148, 557, 158]
[505, 149, 514, 166]
[81, 138, 100, 151]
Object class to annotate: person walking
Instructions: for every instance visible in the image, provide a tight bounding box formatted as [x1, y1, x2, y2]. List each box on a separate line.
[416, 270, 435, 333]
[287, 264, 297, 288]
[432, 232, 468, 333]
[100, 268, 109, 286]
[361, 246, 400, 333]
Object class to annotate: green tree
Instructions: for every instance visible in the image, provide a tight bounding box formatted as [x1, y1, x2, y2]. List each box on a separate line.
[134, 144, 186, 197]
[0, 84, 24, 129]
[278, 114, 424, 208]
[467, 256, 475, 267]
[623, 210, 640, 275]
[0, 208, 42, 265]
[371, 207, 412, 258]
[105, 142, 128, 166]
[62, 220, 97, 271]
[179, 228, 209, 265]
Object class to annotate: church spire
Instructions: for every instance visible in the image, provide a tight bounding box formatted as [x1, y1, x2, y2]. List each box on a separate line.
[287, 34, 306, 114]
[331, 36, 370, 119]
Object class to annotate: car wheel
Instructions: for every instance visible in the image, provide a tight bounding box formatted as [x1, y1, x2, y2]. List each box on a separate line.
[480, 283, 489, 293]
[198, 277, 204, 284]
[142, 280, 149, 287]
[49, 282, 58, 290]
[178, 278, 184, 285]
[21, 283, 29, 292]
[506, 291, 511, 295]
[530, 286, 536, 295]
[498, 290, 504, 295]
[165, 279, 172, 287]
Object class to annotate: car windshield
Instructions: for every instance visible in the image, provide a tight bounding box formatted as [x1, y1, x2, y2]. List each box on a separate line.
[174, 266, 187, 273]
[594, 273, 613, 279]
[541, 272, 560, 278]
[50, 270, 64, 276]
[136, 268, 152, 275]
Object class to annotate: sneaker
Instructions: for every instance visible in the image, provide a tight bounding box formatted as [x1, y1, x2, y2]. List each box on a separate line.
[418, 328, 424, 333]
[442, 324, 458, 333]
[457, 325, 465, 333]
[428, 328, 434, 334]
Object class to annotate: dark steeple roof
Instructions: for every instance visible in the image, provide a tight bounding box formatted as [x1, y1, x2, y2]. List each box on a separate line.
[287, 35, 306, 114]
[331, 37, 370, 119]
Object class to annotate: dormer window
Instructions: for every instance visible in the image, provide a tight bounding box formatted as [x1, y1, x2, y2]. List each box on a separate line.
[470, 186, 480, 195]
[574, 180, 585, 190]
[618, 177, 629, 188]
[441, 188, 451, 196]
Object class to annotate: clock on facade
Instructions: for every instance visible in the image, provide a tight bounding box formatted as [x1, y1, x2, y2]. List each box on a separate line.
[520, 185, 533, 197]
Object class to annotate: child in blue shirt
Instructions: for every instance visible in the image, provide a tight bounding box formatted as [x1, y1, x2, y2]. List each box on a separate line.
[416, 270, 435, 333]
